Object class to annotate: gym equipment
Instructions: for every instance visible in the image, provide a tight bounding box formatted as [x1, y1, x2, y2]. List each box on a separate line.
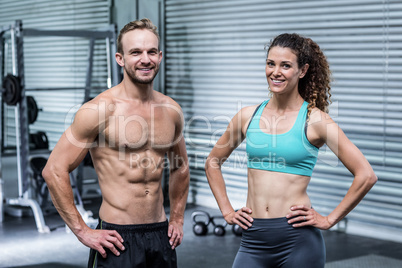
[29, 157, 49, 208]
[0, 87, 41, 127]
[191, 210, 211, 236]
[210, 215, 227, 236]
[26, 96, 39, 124]
[0, 20, 50, 233]
[29, 131, 49, 150]
[191, 210, 240, 237]
[0, 20, 118, 232]
[2, 74, 21, 106]
[28, 155, 96, 230]
[231, 209, 243, 236]
[232, 224, 243, 236]
[0, 82, 40, 123]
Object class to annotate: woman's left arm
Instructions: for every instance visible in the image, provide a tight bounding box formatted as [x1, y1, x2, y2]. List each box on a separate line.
[287, 110, 377, 229]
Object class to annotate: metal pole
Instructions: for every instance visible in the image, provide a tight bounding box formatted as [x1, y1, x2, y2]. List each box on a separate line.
[84, 38, 95, 102]
[3, 41, 7, 77]
[106, 37, 112, 89]
[2, 38, 7, 150]
[14, 105, 23, 197]
[109, 25, 120, 86]
[0, 33, 4, 222]
[16, 20, 30, 196]
[9, 24, 24, 197]
[10, 25, 16, 76]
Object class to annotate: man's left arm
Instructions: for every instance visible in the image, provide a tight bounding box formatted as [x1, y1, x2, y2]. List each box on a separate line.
[166, 128, 190, 250]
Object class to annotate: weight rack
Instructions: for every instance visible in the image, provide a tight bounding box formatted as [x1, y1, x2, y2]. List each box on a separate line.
[0, 20, 119, 233]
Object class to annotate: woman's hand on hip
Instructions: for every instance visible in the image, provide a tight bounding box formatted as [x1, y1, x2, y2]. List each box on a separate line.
[286, 205, 333, 230]
[224, 207, 254, 230]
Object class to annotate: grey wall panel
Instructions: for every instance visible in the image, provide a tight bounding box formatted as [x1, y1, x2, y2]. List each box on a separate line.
[0, 0, 112, 148]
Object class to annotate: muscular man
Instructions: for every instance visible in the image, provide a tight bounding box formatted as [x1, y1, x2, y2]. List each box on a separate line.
[42, 18, 190, 268]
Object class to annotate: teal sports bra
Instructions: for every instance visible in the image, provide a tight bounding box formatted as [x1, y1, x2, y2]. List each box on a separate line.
[246, 100, 319, 176]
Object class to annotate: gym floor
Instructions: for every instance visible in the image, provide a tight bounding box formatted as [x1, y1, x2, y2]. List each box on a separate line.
[1, 196, 402, 268]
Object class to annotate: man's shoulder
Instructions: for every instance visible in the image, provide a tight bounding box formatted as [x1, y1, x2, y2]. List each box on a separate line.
[154, 90, 181, 109]
[83, 89, 116, 111]
[91, 88, 115, 103]
[153, 91, 184, 127]
[73, 90, 116, 128]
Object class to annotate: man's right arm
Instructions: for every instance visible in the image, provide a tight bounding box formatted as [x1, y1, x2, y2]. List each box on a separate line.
[42, 101, 125, 258]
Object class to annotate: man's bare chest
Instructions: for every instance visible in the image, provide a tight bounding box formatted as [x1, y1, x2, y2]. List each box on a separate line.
[100, 109, 176, 150]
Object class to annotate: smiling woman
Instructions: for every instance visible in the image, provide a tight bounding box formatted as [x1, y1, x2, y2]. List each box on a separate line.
[265, 33, 332, 116]
[265, 47, 309, 97]
[205, 33, 377, 268]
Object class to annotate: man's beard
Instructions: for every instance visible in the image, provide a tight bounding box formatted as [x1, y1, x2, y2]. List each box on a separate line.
[125, 65, 160, 85]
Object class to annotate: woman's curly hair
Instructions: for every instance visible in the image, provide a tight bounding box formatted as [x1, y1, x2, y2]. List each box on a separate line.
[266, 33, 332, 116]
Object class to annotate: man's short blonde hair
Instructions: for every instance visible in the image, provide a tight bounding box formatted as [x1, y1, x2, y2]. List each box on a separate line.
[117, 18, 160, 54]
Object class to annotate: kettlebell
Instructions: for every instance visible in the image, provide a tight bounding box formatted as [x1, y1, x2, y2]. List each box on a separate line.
[210, 215, 227, 236]
[231, 209, 243, 236]
[232, 224, 243, 236]
[191, 211, 211, 236]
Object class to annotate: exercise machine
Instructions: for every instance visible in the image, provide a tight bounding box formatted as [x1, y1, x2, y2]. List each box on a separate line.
[0, 20, 119, 233]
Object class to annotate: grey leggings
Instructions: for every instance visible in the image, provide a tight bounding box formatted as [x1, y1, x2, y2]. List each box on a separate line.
[232, 217, 325, 268]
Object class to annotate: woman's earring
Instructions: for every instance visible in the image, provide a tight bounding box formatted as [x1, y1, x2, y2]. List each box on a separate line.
[268, 86, 272, 98]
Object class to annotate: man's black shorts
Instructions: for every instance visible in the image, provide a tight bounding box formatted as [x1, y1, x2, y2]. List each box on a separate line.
[88, 219, 177, 268]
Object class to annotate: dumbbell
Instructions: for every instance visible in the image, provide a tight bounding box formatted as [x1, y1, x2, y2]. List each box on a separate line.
[191, 210, 211, 236]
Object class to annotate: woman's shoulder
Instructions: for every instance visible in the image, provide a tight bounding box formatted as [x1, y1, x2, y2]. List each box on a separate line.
[307, 106, 337, 137]
[239, 102, 265, 119]
[309, 106, 331, 122]
[236, 101, 266, 133]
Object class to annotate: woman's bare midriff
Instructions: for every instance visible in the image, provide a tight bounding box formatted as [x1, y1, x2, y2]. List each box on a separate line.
[246, 168, 311, 219]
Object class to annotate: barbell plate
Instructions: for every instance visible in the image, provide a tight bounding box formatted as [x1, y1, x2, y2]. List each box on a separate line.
[2, 74, 22, 106]
[27, 95, 39, 124]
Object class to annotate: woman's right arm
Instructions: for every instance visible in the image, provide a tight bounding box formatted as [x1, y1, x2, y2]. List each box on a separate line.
[205, 106, 256, 229]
